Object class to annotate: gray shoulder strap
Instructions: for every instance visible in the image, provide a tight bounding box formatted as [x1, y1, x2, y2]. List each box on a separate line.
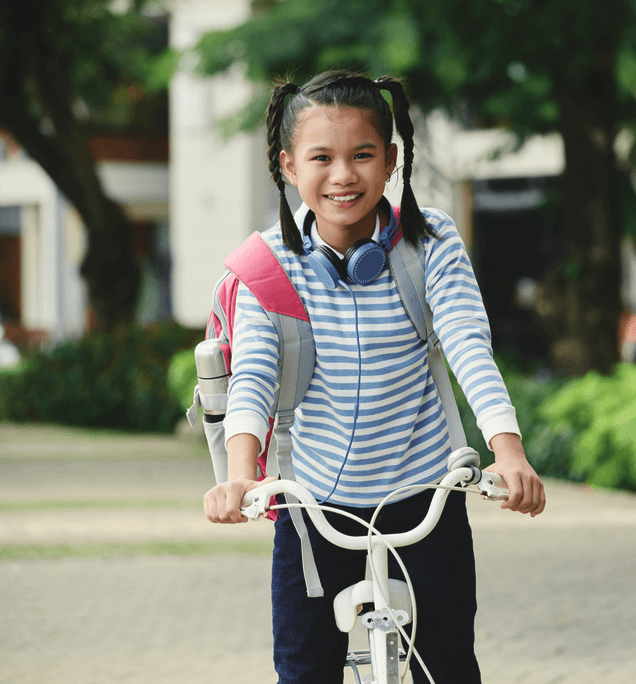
[266, 311, 323, 598]
[388, 240, 467, 451]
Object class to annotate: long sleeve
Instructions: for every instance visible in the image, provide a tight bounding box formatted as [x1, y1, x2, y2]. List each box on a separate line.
[423, 209, 520, 447]
[223, 281, 280, 453]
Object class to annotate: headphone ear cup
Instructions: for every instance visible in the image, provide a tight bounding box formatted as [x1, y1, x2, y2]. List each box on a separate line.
[308, 245, 345, 289]
[344, 239, 387, 285]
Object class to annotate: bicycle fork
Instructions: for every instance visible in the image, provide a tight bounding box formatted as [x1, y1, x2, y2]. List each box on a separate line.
[336, 539, 411, 684]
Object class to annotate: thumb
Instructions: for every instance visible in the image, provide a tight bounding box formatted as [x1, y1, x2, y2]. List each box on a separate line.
[255, 476, 279, 489]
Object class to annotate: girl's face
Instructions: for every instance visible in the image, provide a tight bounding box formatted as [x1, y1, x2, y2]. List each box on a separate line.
[280, 106, 397, 251]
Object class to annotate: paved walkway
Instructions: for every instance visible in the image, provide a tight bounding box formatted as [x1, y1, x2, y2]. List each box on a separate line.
[1, 423, 635, 683]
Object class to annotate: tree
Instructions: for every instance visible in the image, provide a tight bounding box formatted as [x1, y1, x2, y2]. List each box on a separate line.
[0, 0, 167, 331]
[183, 0, 636, 375]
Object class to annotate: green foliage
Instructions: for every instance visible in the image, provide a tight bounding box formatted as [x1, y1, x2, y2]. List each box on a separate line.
[453, 358, 636, 492]
[0, 0, 168, 134]
[0, 324, 204, 433]
[42, 0, 166, 109]
[540, 364, 636, 490]
[168, 348, 199, 413]
[173, 0, 636, 140]
[450, 357, 574, 476]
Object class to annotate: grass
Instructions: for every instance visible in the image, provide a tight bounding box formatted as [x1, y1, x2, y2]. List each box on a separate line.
[0, 540, 274, 561]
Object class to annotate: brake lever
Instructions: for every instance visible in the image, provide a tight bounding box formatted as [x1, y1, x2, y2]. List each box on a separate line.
[240, 492, 269, 520]
[478, 472, 509, 501]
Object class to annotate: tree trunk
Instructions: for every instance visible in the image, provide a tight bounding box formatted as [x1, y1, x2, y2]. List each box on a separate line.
[534, 61, 622, 376]
[0, 5, 141, 333]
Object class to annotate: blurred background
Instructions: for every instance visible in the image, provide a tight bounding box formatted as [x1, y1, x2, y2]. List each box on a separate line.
[1, 2, 636, 682]
[1, 0, 635, 488]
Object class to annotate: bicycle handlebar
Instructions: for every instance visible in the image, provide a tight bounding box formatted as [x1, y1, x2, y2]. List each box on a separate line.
[241, 467, 507, 551]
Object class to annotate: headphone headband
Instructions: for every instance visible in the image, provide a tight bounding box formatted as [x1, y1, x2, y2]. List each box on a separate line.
[301, 199, 397, 288]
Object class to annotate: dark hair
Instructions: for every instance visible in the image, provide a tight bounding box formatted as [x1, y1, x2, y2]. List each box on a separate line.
[265, 69, 437, 254]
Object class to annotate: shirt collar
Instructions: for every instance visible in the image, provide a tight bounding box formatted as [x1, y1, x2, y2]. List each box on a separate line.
[309, 213, 381, 259]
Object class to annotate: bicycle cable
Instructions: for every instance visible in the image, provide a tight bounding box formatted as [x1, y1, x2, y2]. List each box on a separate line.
[271, 482, 482, 684]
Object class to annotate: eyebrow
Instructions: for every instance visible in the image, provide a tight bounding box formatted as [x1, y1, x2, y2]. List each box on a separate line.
[308, 142, 378, 152]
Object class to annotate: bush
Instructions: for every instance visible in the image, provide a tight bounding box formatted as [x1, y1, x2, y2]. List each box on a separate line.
[453, 356, 636, 492]
[539, 364, 636, 490]
[168, 348, 199, 413]
[450, 355, 576, 477]
[0, 323, 204, 433]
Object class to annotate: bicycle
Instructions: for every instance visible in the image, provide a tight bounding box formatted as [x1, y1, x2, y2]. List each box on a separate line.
[240, 446, 509, 684]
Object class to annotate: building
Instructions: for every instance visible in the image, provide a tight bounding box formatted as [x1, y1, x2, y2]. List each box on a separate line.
[0, 129, 169, 347]
[2, 0, 635, 362]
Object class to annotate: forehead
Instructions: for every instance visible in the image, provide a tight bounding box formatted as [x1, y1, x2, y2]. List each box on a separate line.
[292, 105, 384, 151]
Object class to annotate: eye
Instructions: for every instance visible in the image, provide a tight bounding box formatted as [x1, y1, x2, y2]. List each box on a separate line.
[311, 154, 330, 162]
[355, 152, 373, 160]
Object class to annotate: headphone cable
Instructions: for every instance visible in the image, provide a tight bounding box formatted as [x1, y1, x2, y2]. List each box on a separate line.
[317, 281, 362, 504]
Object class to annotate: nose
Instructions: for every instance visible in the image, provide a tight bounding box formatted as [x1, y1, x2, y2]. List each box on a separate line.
[329, 159, 358, 185]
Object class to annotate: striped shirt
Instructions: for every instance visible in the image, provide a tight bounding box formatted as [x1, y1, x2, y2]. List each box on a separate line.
[224, 206, 520, 507]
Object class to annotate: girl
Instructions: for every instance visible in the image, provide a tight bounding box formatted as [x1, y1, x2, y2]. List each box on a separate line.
[204, 70, 545, 684]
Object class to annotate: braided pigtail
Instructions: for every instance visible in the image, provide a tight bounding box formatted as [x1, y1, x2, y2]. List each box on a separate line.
[266, 81, 303, 254]
[375, 77, 438, 247]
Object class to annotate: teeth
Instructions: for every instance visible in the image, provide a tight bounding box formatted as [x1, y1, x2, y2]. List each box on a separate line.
[328, 194, 361, 202]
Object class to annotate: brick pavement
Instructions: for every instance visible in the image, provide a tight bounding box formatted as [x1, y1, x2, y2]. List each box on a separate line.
[1, 424, 635, 683]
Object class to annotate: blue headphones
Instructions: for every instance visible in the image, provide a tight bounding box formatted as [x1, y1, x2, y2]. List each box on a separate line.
[301, 201, 398, 289]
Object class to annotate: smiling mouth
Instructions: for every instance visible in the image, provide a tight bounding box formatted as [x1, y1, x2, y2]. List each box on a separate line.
[325, 193, 363, 203]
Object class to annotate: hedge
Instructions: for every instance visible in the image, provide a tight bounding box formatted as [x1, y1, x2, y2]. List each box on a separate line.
[452, 360, 636, 492]
[0, 323, 204, 433]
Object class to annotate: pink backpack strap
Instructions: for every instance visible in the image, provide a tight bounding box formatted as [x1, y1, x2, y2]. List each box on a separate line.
[389, 205, 403, 249]
[205, 272, 240, 376]
[214, 232, 315, 533]
[224, 232, 309, 322]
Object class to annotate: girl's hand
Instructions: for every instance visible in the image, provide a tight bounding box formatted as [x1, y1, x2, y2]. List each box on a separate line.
[204, 476, 277, 524]
[485, 433, 546, 517]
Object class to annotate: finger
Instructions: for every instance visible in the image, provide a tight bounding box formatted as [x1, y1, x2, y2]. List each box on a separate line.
[518, 479, 537, 513]
[530, 483, 546, 517]
[514, 479, 545, 516]
[228, 496, 248, 523]
[500, 473, 523, 511]
[224, 483, 250, 524]
[205, 487, 238, 524]
[204, 490, 219, 523]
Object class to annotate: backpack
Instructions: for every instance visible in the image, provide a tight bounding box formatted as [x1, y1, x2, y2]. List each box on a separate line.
[187, 204, 467, 597]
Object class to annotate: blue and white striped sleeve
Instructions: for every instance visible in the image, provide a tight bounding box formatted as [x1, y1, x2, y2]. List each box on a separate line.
[223, 281, 280, 453]
[424, 209, 521, 447]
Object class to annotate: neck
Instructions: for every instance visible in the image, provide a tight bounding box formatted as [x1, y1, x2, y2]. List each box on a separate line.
[315, 206, 389, 254]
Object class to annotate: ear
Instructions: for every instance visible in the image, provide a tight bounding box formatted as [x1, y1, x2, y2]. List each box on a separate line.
[385, 143, 398, 176]
[280, 150, 297, 186]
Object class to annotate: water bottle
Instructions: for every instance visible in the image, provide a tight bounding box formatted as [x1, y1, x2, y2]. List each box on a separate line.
[194, 339, 229, 421]
[194, 339, 230, 483]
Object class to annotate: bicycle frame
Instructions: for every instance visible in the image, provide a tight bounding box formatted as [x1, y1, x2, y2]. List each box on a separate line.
[241, 457, 507, 684]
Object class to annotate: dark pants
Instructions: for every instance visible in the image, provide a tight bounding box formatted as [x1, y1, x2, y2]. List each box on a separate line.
[271, 489, 481, 684]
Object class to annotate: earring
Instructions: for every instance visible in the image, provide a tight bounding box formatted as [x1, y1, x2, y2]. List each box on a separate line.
[386, 172, 391, 183]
